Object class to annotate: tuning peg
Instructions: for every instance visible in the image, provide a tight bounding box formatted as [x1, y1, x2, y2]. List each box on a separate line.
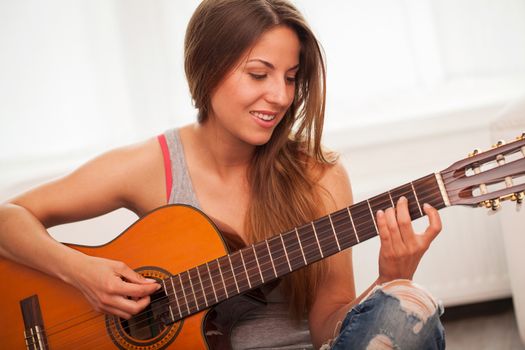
[482, 200, 492, 209]
[481, 198, 501, 210]
[492, 140, 506, 149]
[518, 133, 525, 141]
[512, 191, 525, 204]
[468, 149, 480, 157]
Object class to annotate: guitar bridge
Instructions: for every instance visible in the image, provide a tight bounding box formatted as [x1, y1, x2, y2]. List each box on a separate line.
[20, 295, 48, 350]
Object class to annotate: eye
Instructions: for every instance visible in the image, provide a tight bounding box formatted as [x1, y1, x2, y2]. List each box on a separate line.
[249, 73, 267, 80]
[286, 76, 297, 84]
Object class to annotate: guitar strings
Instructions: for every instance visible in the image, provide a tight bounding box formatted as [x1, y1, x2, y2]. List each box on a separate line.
[42, 187, 442, 347]
[38, 187, 443, 347]
[44, 189, 438, 350]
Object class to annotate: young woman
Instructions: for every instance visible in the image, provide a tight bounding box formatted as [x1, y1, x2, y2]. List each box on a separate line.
[0, 0, 445, 348]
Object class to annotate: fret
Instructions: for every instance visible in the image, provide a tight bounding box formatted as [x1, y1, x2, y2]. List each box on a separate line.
[227, 255, 240, 294]
[218, 256, 237, 297]
[206, 262, 219, 303]
[239, 249, 252, 289]
[265, 240, 278, 278]
[311, 222, 324, 258]
[253, 241, 274, 282]
[387, 190, 395, 208]
[328, 213, 341, 251]
[366, 199, 379, 234]
[216, 258, 229, 299]
[281, 229, 306, 270]
[169, 276, 183, 318]
[168, 303, 175, 323]
[207, 260, 227, 300]
[179, 272, 193, 314]
[368, 193, 394, 223]
[296, 224, 323, 264]
[390, 184, 422, 219]
[172, 274, 188, 316]
[313, 218, 340, 257]
[327, 208, 357, 249]
[280, 234, 293, 272]
[252, 245, 265, 283]
[187, 269, 199, 311]
[347, 207, 359, 243]
[268, 235, 289, 277]
[196, 265, 208, 307]
[295, 227, 308, 265]
[241, 246, 263, 287]
[230, 250, 250, 291]
[162, 279, 176, 321]
[197, 264, 214, 306]
[414, 174, 446, 210]
[350, 201, 377, 242]
[410, 182, 424, 216]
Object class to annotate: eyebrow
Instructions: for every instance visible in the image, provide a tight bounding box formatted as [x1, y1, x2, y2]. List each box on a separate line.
[247, 59, 299, 72]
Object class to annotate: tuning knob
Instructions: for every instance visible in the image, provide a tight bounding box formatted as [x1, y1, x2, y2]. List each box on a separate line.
[491, 198, 501, 211]
[468, 149, 480, 157]
[492, 140, 506, 149]
[513, 191, 525, 204]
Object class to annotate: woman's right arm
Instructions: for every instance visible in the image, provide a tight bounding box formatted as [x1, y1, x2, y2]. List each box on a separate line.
[0, 138, 165, 319]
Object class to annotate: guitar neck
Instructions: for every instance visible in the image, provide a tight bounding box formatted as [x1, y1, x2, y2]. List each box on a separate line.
[162, 173, 448, 322]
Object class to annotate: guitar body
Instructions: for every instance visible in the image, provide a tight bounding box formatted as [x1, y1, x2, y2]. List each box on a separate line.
[0, 205, 254, 349]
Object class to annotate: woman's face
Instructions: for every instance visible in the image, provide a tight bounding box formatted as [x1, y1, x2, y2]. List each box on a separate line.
[208, 25, 300, 147]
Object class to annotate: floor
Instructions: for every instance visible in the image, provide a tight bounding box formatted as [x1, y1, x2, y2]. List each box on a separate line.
[441, 298, 525, 350]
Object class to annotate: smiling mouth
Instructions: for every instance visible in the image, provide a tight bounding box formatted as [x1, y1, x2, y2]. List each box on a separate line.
[250, 111, 276, 121]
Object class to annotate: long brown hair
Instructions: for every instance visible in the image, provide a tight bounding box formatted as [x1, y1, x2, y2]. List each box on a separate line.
[184, 0, 335, 319]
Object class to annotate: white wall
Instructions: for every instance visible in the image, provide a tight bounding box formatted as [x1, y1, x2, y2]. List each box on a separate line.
[2, 0, 525, 182]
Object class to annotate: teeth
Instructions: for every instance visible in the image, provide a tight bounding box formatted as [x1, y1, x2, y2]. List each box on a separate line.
[251, 111, 276, 121]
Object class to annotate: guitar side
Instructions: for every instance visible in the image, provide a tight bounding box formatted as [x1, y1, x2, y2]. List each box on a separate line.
[0, 205, 228, 349]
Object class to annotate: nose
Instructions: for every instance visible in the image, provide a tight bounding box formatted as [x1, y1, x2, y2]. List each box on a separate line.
[266, 78, 292, 107]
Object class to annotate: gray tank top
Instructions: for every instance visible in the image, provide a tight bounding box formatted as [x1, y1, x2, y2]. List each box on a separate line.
[162, 128, 314, 350]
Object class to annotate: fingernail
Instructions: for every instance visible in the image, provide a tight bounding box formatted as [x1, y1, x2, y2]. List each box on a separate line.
[377, 209, 384, 216]
[423, 203, 431, 210]
[156, 284, 162, 290]
[398, 196, 406, 202]
[145, 278, 157, 283]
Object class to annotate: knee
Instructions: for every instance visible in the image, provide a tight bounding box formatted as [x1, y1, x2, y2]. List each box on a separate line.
[330, 279, 445, 350]
[378, 279, 441, 333]
[368, 279, 445, 349]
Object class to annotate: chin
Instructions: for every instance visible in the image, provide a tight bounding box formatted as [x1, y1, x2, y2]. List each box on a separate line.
[244, 134, 273, 147]
[248, 138, 271, 147]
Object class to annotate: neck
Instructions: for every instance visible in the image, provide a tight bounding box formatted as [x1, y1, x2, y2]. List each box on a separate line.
[192, 121, 255, 176]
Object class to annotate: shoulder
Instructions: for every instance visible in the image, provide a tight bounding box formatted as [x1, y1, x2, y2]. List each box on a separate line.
[77, 136, 163, 187]
[311, 157, 353, 213]
[10, 136, 166, 227]
[102, 137, 166, 213]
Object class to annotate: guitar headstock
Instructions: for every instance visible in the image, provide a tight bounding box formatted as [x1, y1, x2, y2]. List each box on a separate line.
[440, 133, 525, 210]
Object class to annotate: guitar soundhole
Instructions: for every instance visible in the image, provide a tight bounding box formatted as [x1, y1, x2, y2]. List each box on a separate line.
[119, 289, 168, 340]
[105, 266, 183, 349]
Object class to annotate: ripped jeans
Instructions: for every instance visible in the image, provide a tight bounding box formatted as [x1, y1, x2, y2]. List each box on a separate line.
[329, 280, 445, 350]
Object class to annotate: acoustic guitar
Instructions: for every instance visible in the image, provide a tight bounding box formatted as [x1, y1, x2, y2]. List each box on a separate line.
[1, 135, 524, 349]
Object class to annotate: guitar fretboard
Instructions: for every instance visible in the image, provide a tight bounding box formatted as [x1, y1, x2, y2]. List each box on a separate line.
[161, 173, 446, 321]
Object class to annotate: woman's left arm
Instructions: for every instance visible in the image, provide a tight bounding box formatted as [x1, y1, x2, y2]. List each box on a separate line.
[307, 160, 443, 348]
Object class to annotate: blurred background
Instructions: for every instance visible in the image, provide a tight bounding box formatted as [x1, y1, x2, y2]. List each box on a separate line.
[1, 0, 525, 348]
